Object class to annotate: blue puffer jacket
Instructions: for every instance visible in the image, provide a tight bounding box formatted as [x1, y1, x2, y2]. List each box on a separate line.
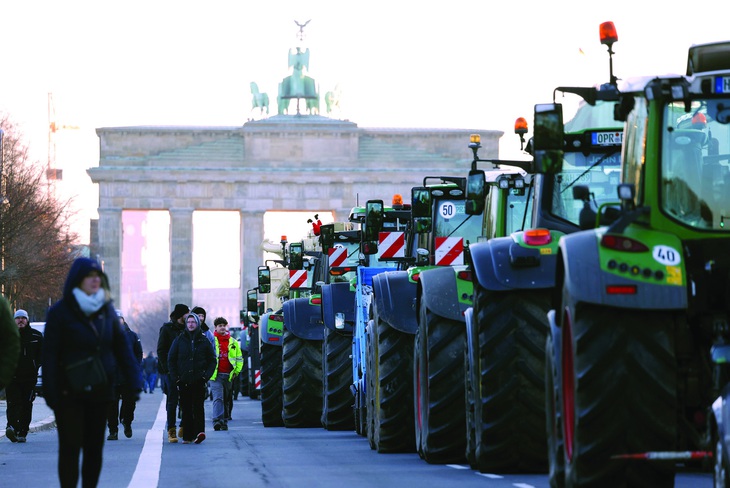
[41, 258, 143, 410]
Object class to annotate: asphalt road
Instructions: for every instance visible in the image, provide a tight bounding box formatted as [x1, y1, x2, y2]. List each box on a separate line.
[0, 392, 715, 488]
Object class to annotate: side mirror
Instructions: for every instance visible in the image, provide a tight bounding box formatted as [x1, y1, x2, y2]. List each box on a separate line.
[289, 242, 303, 270]
[533, 103, 564, 174]
[320, 224, 335, 254]
[364, 200, 384, 241]
[246, 289, 258, 315]
[465, 169, 486, 215]
[411, 187, 431, 218]
[414, 217, 432, 234]
[257, 266, 271, 293]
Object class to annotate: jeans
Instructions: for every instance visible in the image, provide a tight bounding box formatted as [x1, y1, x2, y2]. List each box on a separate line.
[210, 373, 232, 423]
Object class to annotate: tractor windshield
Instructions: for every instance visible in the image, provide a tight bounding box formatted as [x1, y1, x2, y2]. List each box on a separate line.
[549, 100, 623, 227]
[434, 198, 483, 243]
[661, 99, 730, 231]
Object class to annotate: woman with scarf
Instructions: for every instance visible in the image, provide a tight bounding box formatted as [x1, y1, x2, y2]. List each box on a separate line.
[42, 257, 143, 488]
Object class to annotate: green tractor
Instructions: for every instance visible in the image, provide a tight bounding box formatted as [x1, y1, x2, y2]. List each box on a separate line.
[464, 23, 624, 475]
[545, 35, 730, 487]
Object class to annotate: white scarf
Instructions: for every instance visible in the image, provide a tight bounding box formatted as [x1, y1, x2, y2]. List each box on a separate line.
[73, 287, 107, 316]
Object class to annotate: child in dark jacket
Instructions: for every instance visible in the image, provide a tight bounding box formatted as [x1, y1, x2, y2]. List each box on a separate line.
[168, 313, 215, 444]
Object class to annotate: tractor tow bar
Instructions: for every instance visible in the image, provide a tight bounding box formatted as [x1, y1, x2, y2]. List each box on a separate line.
[610, 451, 712, 461]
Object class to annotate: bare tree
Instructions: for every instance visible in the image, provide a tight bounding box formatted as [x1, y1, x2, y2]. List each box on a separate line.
[125, 294, 170, 355]
[1, 113, 79, 319]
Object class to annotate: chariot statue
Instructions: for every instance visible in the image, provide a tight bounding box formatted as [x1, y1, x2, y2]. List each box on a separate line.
[277, 20, 320, 115]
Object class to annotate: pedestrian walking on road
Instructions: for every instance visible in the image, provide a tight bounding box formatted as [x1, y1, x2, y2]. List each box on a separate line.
[191, 306, 215, 350]
[42, 257, 143, 488]
[106, 310, 143, 440]
[142, 351, 158, 393]
[4, 309, 43, 443]
[168, 313, 215, 444]
[157, 303, 188, 443]
[211, 316, 243, 431]
[0, 295, 20, 392]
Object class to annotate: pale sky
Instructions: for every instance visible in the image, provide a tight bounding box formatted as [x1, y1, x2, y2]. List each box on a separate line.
[1, 0, 728, 289]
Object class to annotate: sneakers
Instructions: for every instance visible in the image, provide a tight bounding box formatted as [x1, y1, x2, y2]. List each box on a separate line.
[194, 432, 206, 444]
[213, 423, 221, 431]
[5, 426, 18, 443]
[123, 423, 133, 438]
[167, 427, 178, 443]
[107, 431, 118, 441]
[16, 436, 26, 443]
[178, 426, 183, 438]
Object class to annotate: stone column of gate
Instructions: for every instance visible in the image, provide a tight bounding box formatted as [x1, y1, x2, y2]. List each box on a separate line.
[169, 208, 194, 309]
[97, 207, 123, 301]
[240, 209, 265, 301]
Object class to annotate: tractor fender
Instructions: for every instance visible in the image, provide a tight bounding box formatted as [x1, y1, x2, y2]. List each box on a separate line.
[322, 282, 355, 333]
[283, 297, 324, 340]
[260, 312, 284, 346]
[417, 266, 465, 323]
[560, 230, 688, 310]
[371, 270, 418, 334]
[470, 236, 558, 292]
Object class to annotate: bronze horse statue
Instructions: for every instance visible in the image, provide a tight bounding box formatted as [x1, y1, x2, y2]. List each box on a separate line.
[250, 82, 269, 115]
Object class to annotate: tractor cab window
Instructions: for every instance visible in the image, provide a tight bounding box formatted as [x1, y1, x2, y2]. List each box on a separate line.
[661, 100, 730, 231]
[548, 100, 623, 227]
[433, 198, 483, 243]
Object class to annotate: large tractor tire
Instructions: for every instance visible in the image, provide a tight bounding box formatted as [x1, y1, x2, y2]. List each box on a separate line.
[472, 286, 550, 473]
[260, 343, 284, 427]
[562, 303, 677, 488]
[369, 302, 415, 453]
[414, 298, 466, 464]
[365, 315, 376, 447]
[321, 328, 355, 431]
[282, 329, 323, 428]
[239, 350, 249, 397]
[545, 333, 564, 487]
[464, 346, 478, 470]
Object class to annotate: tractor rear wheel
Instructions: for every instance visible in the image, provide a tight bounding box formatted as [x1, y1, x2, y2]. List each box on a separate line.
[472, 286, 550, 473]
[282, 329, 323, 428]
[545, 332, 564, 487]
[321, 328, 355, 431]
[562, 303, 677, 487]
[414, 298, 466, 464]
[371, 302, 415, 453]
[260, 343, 284, 427]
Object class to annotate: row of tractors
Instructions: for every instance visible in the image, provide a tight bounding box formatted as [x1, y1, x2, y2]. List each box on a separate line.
[241, 24, 730, 488]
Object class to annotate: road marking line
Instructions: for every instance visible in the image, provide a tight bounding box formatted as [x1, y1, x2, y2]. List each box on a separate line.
[447, 464, 470, 469]
[128, 399, 166, 488]
[513, 484, 536, 488]
[476, 473, 504, 479]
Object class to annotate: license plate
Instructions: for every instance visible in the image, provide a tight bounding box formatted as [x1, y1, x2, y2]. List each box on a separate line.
[715, 76, 730, 94]
[591, 131, 623, 146]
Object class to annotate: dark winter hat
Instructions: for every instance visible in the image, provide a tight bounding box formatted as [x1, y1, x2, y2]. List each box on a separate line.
[14, 309, 29, 320]
[170, 303, 190, 321]
[191, 306, 206, 317]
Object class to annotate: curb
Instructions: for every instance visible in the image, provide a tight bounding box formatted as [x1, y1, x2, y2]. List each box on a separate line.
[1, 415, 56, 440]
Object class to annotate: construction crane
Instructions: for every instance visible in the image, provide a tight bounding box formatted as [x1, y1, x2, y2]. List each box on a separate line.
[47, 92, 79, 195]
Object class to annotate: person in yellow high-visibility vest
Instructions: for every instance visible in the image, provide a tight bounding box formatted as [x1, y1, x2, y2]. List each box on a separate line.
[210, 317, 243, 431]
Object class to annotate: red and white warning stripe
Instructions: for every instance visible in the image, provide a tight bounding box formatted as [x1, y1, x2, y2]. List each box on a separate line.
[435, 237, 464, 265]
[289, 269, 308, 289]
[328, 246, 348, 267]
[379, 232, 405, 259]
[254, 370, 261, 390]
